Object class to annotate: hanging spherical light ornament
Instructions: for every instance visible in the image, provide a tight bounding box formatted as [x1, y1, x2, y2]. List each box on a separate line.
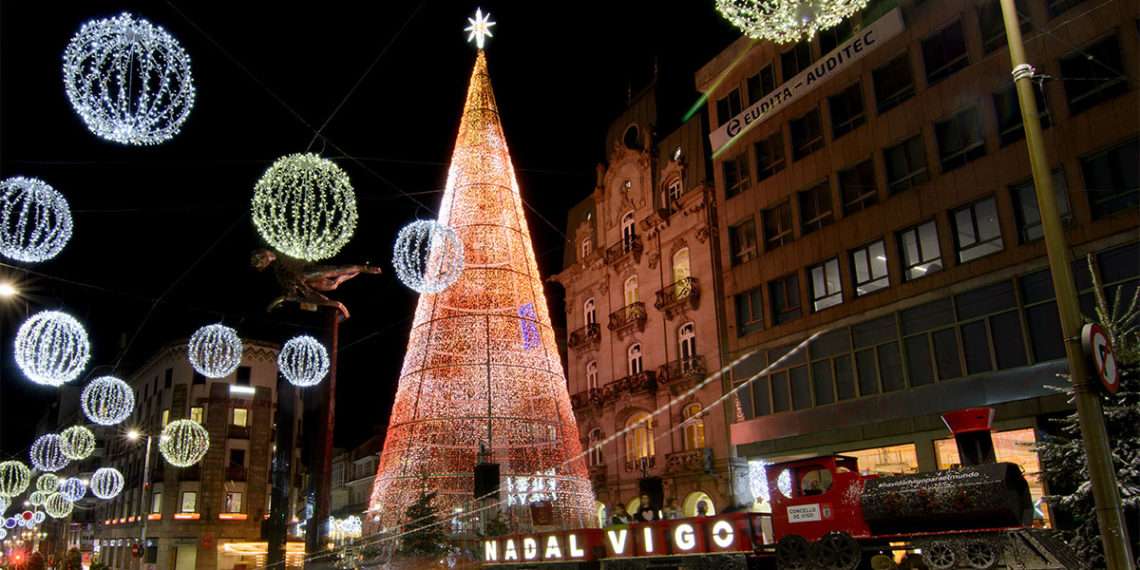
[44, 493, 73, 519]
[29, 434, 69, 473]
[62, 12, 195, 145]
[187, 324, 243, 378]
[392, 220, 465, 294]
[0, 177, 74, 264]
[0, 496, 8, 514]
[0, 462, 31, 498]
[715, 0, 869, 44]
[159, 419, 210, 468]
[28, 491, 47, 507]
[35, 474, 60, 494]
[58, 425, 96, 461]
[90, 467, 124, 500]
[278, 335, 329, 388]
[58, 478, 86, 502]
[80, 376, 135, 426]
[14, 310, 91, 387]
[251, 153, 358, 262]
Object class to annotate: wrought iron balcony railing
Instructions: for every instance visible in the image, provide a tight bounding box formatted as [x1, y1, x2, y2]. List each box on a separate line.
[604, 235, 643, 266]
[624, 455, 656, 473]
[567, 323, 601, 350]
[601, 371, 656, 402]
[607, 302, 647, 333]
[654, 277, 699, 315]
[658, 355, 706, 383]
[570, 388, 603, 410]
[666, 448, 713, 474]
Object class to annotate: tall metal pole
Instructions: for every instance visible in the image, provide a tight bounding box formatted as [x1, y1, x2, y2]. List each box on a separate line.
[998, 2, 1134, 567]
[138, 435, 153, 570]
[305, 308, 339, 561]
[267, 375, 295, 570]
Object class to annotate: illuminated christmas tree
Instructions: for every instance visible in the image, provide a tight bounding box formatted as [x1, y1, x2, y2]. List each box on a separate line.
[368, 21, 593, 530]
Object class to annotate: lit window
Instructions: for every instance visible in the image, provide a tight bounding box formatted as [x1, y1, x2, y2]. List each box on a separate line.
[841, 443, 919, 476]
[934, 428, 1050, 526]
[897, 221, 943, 281]
[621, 212, 637, 252]
[224, 492, 243, 514]
[850, 240, 889, 296]
[681, 403, 705, 450]
[809, 258, 843, 311]
[625, 412, 654, 460]
[678, 323, 697, 363]
[180, 491, 197, 513]
[627, 344, 643, 375]
[623, 275, 639, 306]
[580, 237, 592, 260]
[232, 408, 249, 427]
[189, 407, 204, 424]
[162, 410, 170, 427]
[150, 492, 162, 514]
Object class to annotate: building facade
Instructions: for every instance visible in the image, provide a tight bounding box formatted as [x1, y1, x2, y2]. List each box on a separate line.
[330, 435, 381, 519]
[92, 340, 305, 570]
[698, 0, 1138, 523]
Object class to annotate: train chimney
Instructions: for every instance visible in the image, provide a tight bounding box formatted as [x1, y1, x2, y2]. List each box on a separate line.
[941, 407, 996, 466]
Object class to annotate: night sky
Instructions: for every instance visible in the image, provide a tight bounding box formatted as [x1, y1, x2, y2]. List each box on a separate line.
[0, 1, 739, 454]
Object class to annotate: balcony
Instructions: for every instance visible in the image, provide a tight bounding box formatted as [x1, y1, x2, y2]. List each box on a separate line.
[567, 323, 601, 351]
[226, 465, 247, 482]
[657, 355, 707, 395]
[624, 455, 656, 474]
[604, 235, 643, 267]
[570, 388, 603, 411]
[654, 277, 700, 318]
[666, 448, 714, 474]
[229, 424, 250, 439]
[607, 302, 647, 335]
[601, 371, 657, 403]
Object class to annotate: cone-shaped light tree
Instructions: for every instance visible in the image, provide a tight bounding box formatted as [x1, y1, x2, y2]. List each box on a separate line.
[368, 45, 594, 529]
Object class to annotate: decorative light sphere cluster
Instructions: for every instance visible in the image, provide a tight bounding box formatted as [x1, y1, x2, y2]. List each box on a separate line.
[14, 310, 91, 387]
[0, 177, 74, 263]
[0, 462, 31, 499]
[81, 376, 135, 426]
[58, 478, 86, 502]
[187, 324, 243, 378]
[392, 220, 465, 294]
[278, 335, 329, 388]
[36, 474, 60, 494]
[29, 434, 69, 473]
[62, 12, 195, 145]
[28, 491, 48, 507]
[715, 0, 869, 44]
[159, 419, 210, 467]
[44, 493, 73, 519]
[90, 468, 124, 500]
[251, 153, 358, 262]
[59, 425, 96, 460]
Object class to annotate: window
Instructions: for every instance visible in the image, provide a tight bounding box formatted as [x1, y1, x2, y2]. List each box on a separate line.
[232, 408, 249, 427]
[1060, 35, 1128, 116]
[810, 258, 843, 311]
[809, 329, 855, 404]
[236, 366, 251, 386]
[735, 287, 764, 336]
[747, 65, 776, 104]
[873, 53, 915, 113]
[767, 344, 809, 411]
[672, 248, 691, 283]
[664, 178, 683, 209]
[839, 159, 878, 214]
[842, 444, 919, 476]
[716, 88, 743, 127]
[192, 371, 205, 385]
[901, 299, 962, 385]
[189, 407, 204, 424]
[723, 153, 751, 198]
[953, 197, 1004, 262]
[769, 274, 802, 325]
[180, 492, 197, 513]
[623, 124, 642, 149]
[884, 135, 929, 194]
[994, 83, 1051, 147]
[781, 42, 813, 80]
[798, 181, 834, 234]
[980, 0, 1031, 53]
[790, 107, 824, 160]
[623, 275, 639, 305]
[228, 449, 246, 468]
[164, 368, 173, 388]
[587, 429, 604, 467]
[754, 132, 786, 182]
[850, 240, 889, 296]
[762, 201, 794, 250]
[678, 322, 697, 362]
[729, 218, 757, 266]
[955, 281, 1028, 373]
[580, 237, 592, 260]
[681, 404, 706, 450]
[625, 412, 654, 460]
[935, 428, 1050, 526]
[1082, 137, 1140, 219]
[621, 212, 636, 251]
[854, 315, 905, 394]
[627, 344, 643, 375]
[150, 492, 162, 514]
[828, 83, 865, 139]
[162, 409, 171, 427]
[1011, 169, 1071, 243]
[936, 107, 985, 173]
[224, 492, 243, 514]
[586, 361, 599, 390]
[897, 221, 943, 280]
[584, 298, 596, 326]
[922, 20, 968, 85]
[818, 19, 853, 54]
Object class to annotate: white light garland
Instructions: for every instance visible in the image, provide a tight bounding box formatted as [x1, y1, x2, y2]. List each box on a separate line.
[0, 177, 74, 263]
[58, 478, 86, 502]
[35, 474, 60, 494]
[14, 310, 91, 387]
[62, 12, 195, 145]
[0, 461, 31, 499]
[29, 434, 69, 473]
[278, 335, 329, 388]
[28, 491, 47, 507]
[80, 376, 135, 426]
[90, 468, 124, 500]
[44, 493, 73, 519]
[59, 425, 96, 460]
[187, 324, 243, 378]
[392, 220, 465, 294]
[251, 153, 358, 262]
[715, 0, 869, 44]
[159, 419, 210, 467]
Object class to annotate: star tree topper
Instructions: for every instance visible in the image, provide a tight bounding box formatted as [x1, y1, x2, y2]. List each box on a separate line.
[464, 8, 495, 49]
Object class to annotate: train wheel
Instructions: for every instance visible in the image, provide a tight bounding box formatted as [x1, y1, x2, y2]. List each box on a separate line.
[776, 535, 811, 570]
[812, 531, 861, 570]
[921, 541, 957, 570]
[963, 540, 999, 569]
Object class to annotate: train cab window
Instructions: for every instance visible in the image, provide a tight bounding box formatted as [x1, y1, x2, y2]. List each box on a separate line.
[800, 468, 833, 495]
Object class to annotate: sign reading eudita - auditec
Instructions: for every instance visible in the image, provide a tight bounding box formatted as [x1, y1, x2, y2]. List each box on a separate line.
[708, 8, 905, 155]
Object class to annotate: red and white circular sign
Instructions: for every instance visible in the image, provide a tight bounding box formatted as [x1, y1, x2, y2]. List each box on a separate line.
[1082, 323, 1119, 394]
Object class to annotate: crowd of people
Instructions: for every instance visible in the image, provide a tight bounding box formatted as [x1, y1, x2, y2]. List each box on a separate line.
[606, 494, 710, 526]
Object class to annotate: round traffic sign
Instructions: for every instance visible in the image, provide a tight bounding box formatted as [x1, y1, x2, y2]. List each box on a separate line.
[1082, 323, 1120, 394]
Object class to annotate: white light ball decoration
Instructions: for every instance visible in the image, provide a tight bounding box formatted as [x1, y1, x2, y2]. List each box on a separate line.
[251, 153, 359, 262]
[28, 491, 48, 507]
[0, 177, 74, 263]
[0, 462, 31, 498]
[159, 419, 210, 468]
[715, 0, 869, 44]
[80, 376, 135, 426]
[36, 474, 60, 494]
[62, 12, 195, 145]
[392, 220, 465, 294]
[14, 310, 91, 387]
[59, 425, 96, 461]
[90, 468, 124, 500]
[278, 335, 330, 388]
[58, 478, 86, 502]
[187, 324, 243, 379]
[0, 497, 8, 514]
[29, 434, 70, 473]
[44, 493, 73, 519]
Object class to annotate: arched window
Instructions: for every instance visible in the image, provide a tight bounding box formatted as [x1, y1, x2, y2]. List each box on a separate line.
[672, 248, 691, 283]
[623, 124, 642, 150]
[625, 411, 654, 461]
[588, 428, 605, 467]
[663, 178, 683, 210]
[584, 298, 597, 326]
[624, 275, 639, 306]
[682, 491, 716, 517]
[621, 211, 636, 252]
[682, 403, 706, 450]
[627, 343, 643, 375]
[678, 322, 697, 364]
[581, 237, 593, 260]
[586, 360, 599, 391]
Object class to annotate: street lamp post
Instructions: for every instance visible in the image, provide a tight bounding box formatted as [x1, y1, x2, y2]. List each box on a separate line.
[998, 2, 1134, 568]
[129, 430, 155, 570]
